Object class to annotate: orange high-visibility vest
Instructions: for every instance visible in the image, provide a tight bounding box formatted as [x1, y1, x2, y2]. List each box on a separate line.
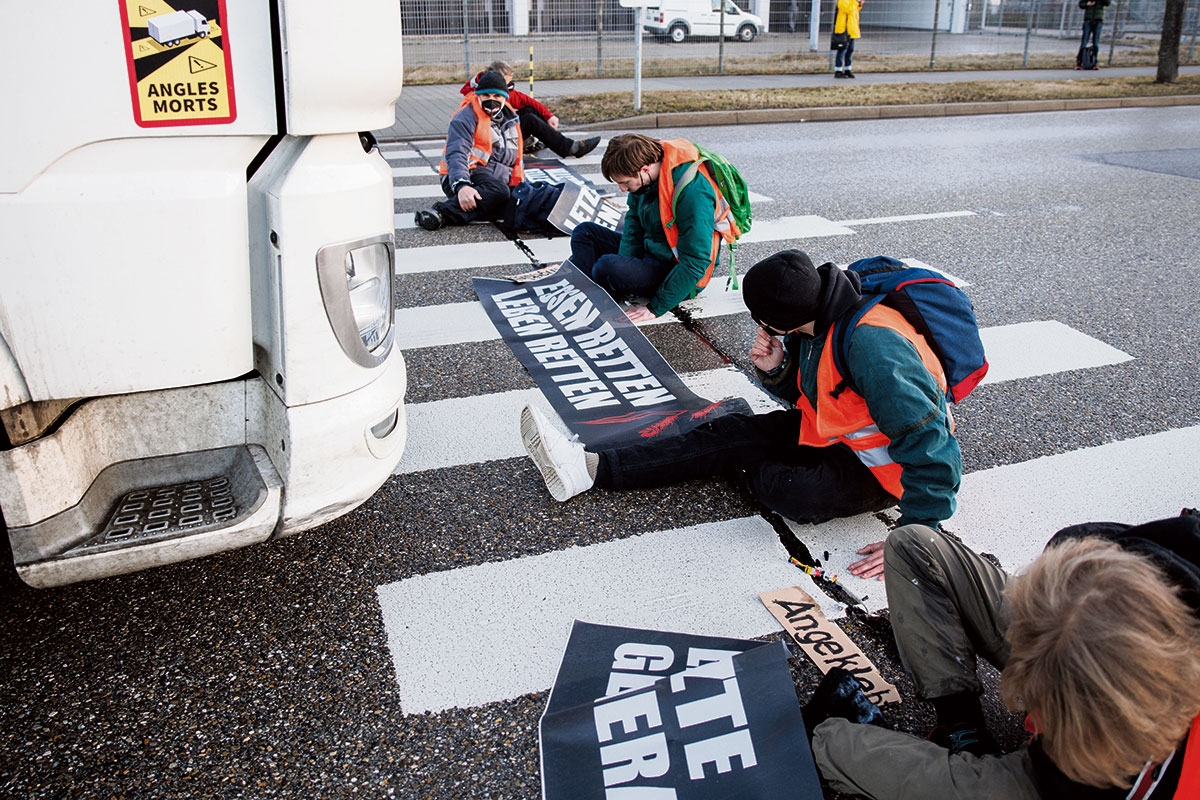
[795, 303, 947, 498]
[655, 139, 736, 290]
[438, 95, 524, 186]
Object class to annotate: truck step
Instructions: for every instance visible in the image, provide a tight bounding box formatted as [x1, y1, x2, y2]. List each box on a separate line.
[12, 445, 282, 587]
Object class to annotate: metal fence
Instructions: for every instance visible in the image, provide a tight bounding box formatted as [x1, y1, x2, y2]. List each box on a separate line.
[398, 0, 1200, 79]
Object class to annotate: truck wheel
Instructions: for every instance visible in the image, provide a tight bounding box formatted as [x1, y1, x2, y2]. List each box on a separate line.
[669, 23, 687, 43]
[199, 32, 207, 38]
[737, 24, 756, 42]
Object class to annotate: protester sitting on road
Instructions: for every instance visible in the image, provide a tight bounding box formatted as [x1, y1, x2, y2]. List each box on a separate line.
[519, 249, 962, 579]
[461, 62, 600, 160]
[569, 133, 728, 324]
[806, 513, 1200, 800]
[415, 71, 523, 231]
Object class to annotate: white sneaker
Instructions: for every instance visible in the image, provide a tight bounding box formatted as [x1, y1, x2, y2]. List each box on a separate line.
[519, 405, 594, 501]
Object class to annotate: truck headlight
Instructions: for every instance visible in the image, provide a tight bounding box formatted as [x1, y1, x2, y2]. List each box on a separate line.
[316, 233, 395, 368]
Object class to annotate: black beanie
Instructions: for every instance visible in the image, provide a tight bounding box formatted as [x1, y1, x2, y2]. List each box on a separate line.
[742, 250, 822, 331]
[474, 70, 510, 99]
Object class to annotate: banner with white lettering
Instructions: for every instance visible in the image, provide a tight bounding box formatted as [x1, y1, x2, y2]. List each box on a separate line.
[473, 262, 750, 447]
[547, 182, 626, 235]
[539, 620, 821, 800]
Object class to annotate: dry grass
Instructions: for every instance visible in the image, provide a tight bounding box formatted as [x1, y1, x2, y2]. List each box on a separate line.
[550, 73, 1200, 124]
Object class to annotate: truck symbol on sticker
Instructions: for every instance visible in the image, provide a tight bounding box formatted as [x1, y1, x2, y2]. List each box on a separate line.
[147, 10, 210, 47]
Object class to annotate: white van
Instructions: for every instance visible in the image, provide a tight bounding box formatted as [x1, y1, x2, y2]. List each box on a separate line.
[645, 0, 765, 42]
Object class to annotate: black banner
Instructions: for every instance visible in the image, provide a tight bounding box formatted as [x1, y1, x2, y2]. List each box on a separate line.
[523, 157, 625, 236]
[539, 621, 820, 800]
[473, 262, 750, 448]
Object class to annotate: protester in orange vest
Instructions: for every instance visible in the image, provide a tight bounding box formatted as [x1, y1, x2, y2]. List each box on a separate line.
[807, 513, 1200, 799]
[569, 133, 728, 324]
[519, 249, 961, 579]
[415, 71, 524, 231]
[460, 62, 599, 159]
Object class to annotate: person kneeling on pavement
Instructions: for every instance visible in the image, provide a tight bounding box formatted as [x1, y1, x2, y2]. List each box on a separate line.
[519, 249, 962, 579]
[415, 71, 524, 231]
[805, 512, 1200, 799]
[460, 62, 599, 160]
[569, 133, 728, 324]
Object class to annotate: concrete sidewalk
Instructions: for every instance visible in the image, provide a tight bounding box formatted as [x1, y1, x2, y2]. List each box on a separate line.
[374, 65, 1200, 141]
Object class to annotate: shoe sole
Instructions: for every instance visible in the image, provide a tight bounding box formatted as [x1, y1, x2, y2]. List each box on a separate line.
[519, 406, 573, 502]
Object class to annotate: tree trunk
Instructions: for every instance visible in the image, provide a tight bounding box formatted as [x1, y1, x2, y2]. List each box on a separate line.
[1156, 0, 1187, 83]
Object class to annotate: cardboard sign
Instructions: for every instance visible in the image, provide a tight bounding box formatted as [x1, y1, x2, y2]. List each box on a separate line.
[547, 182, 626, 236]
[539, 620, 821, 800]
[473, 262, 749, 447]
[759, 587, 901, 706]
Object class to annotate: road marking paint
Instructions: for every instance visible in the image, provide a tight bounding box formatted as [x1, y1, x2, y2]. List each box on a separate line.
[393, 165, 438, 178]
[739, 215, 855, 243]
[394, 367, 781, 475]
[980, 320, 1132, 383]
[838, 210, 977, 226]
[395, 241, 532, 275]
[376, 425, 1200, 714]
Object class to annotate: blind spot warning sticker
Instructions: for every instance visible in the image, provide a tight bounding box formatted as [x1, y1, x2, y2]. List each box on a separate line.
[118, 0, 236, 127]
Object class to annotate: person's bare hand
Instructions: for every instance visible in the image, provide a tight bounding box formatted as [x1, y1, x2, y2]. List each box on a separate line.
[548, 115, 560, 129]
[847, 541, 886, 580]
[457, 185, 481, 211]
[749, 328, 784, 372]
[625, 305, 655, 323]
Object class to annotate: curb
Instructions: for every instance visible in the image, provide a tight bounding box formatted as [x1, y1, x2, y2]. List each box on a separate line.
[575, 94, 1200, 130]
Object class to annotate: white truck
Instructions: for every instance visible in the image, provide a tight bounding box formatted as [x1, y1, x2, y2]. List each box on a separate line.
[644, 0, 765, 42]
[0, 0, 409, 587]
[147, 9, 211, 47]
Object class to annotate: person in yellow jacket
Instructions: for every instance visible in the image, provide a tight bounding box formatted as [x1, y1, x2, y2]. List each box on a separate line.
[833, 0, 863, 79]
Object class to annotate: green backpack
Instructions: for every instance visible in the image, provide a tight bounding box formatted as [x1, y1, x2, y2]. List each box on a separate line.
[672, 143, 753, 289]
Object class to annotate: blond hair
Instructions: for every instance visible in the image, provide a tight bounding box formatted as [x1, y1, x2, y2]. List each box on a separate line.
[1001, 537, 1200, 789]
[601, 133, 663, 182]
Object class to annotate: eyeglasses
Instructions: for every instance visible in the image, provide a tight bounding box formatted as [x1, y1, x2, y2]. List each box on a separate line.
[506, 81, 515, 90]
[755, 319, 789, 336]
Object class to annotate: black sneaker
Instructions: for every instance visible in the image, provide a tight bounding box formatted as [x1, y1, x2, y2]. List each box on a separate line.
[845, 70, 856, 78]
[414, 209, 443, 231]
[928, 723, 1001, 757]
[571, 136, 601, 158]
[834, 71, 848, 79]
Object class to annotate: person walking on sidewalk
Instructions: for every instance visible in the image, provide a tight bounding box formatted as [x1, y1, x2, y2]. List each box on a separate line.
[833, 0, 863, 78]
[1076, 0, 1111, 69]
[461, 62, 599, 159]
[519, 249, 962, 579]
[568, 133, 729, 324]
[807, 513, 1200, 799]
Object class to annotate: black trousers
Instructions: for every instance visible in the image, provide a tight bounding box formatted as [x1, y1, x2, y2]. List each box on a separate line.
[518, 108, 574, 158]
[436, 173, 511, 225]
[595, 409, 896, 524]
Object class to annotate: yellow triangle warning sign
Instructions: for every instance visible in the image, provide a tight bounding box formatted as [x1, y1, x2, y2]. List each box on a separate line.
[189, 56, 217, 73]
[138, 5, 156, 16]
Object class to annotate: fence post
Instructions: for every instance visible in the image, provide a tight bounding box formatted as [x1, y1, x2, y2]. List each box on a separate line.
[597, 2, 604, 77]
[1022, 0, 1035, 67]
[719, 4, 726, 73]
[462, 0, 471, 81]
[1107, 0, 1123, 65]
[930, 0, 941, 68]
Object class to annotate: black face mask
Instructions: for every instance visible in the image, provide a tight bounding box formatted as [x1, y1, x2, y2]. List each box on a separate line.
[630, 173, 654, 195]
[480, 99, 504, 121]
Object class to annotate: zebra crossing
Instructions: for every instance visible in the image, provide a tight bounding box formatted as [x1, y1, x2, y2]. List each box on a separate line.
[375, 139, 1200, 716]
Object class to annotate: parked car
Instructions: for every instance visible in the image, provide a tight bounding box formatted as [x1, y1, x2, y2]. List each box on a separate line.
[644, 0, 764, 42]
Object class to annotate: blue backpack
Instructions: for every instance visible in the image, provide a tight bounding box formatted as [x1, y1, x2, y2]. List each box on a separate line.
[832, 256, 988, 403]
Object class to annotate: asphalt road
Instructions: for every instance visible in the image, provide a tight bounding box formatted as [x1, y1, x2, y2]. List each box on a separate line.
[3, 107, 1199, 799]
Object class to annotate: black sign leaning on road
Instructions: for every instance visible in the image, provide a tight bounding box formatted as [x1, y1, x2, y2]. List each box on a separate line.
[473, 262, 750, 448]
[521, 156, 625, 236]
[539, 620, 820, 800]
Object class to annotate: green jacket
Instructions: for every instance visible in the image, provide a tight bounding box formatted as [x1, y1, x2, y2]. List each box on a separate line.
[760, 325, 961, 528]
[1080, 0, 1110, 22]
[617, 162, 717, 317]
